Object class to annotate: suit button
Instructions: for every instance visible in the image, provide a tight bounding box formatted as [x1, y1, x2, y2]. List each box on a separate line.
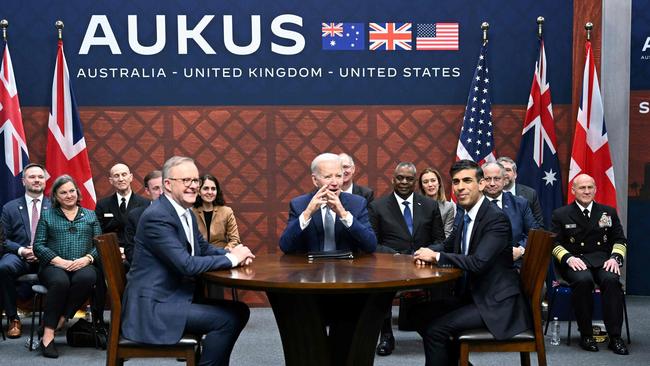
[597, 242, 601, 246]
[581, 242, 585, 246]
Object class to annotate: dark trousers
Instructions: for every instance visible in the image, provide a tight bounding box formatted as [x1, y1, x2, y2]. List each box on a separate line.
[410, 297, 485, 366]
[185, 300, 250, 366]
[0, 253, 36, 319]
[38, 265, 97, 329]
[560, 265, 624, 337]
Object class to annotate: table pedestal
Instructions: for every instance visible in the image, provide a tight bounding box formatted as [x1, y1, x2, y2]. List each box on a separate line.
[267, 291, 396, 366]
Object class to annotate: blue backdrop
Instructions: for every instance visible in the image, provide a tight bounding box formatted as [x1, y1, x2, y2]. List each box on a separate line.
[2, 0, 572, 106]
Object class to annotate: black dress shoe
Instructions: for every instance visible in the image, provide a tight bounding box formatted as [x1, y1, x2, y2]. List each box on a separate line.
[608, 337, 629, 355]
[579, 336, 599, 352]
[40, 340, 59, 358]
[376, 335, 395, 356]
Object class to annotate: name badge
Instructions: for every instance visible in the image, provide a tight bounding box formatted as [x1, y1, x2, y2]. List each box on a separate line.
[565, 224, 577, 229]
[104, 213, 114, 218]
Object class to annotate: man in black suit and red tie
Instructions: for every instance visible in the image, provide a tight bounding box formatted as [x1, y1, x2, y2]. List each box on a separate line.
[551, 174, 628, 355]
[339, 153, 374, 205]
[412, 160, 531, 366]
[369, 162, 445, 356]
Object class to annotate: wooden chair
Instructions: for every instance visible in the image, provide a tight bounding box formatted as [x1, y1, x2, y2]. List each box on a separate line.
[457, 229, 554, 366]
[95, 233, 199, 366]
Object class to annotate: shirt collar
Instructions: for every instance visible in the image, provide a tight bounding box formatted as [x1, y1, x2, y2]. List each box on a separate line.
[165, 193, 191, 219]
[464, 195, 486, 221]
[25, 194, 44, 204]
[393, 192, 414, 206]
[342, 183, 353, 194]
[117, 191, 132, 204]
[575, 200, 594, 214]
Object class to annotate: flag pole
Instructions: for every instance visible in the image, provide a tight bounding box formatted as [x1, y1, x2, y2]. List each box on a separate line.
[481, 21, 489, 44]
[55, 20, 64, 40]
[537, 16, 544, 39]
[585, 22, 593, 41]
[1, 19, 8, 42]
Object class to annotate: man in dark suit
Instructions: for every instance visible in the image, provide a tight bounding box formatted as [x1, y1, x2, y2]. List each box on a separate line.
[123, 170, 163, 264]
[482, 162, 539, 265]
[369, 162, 445, 355]
[413, 160, 532, 366]
[339, 153, 374, 205]
[0, 163, 51, 338]
[551, 174, 628, 355]
[95, 163, 150, 254]
[122, 156, 255, 366]
[497, 156, 544, 227]
[279, 153, 377, 254]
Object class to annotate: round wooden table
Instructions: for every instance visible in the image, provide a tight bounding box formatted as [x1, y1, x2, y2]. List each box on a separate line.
[203, 253, 461, 366]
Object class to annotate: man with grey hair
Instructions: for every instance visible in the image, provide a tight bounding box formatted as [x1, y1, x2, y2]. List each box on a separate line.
[369, 162, 445, 356]
[497, 156, 544, 227]
[279, 153, 377, 253]
[122, 156, 254, 366]
[482, 162, 539, 265]
[339, 153, 374, 204]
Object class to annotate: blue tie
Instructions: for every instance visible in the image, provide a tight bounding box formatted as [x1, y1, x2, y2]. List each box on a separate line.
[461, 213, 471, 255]
[323, 207, 336, 251]
[403, 201, 413, 235]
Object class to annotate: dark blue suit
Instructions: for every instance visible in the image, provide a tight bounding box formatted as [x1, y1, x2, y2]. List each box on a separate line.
[500, 191, 540, 249]
[122, 195, 248, 366]
[0, 196, 51, 319]
[279, 192, 377, 253]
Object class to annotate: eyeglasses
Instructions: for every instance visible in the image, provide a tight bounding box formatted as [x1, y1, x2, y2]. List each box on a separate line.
[168, 177, 201, 187]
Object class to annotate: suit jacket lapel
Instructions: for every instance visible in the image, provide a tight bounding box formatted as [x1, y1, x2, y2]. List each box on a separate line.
[468, 199, 490, 253]
[19, 197, 31, 240]
[412, 195, 424, 236]
[161, 196, 193, 253]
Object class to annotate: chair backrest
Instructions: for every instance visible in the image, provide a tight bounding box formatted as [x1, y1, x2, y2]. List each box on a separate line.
[95, 233, 125, 348]
[519, 229, 554, 328]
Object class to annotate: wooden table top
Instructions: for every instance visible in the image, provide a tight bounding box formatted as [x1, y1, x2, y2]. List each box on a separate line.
[202, 252, 462, 293]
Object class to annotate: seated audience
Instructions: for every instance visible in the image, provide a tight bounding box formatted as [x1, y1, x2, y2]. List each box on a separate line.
[192, 174, 241, 250]
[33, 175, 102, 358]
[1, 163, 50, 338]
[122, 156, 255, 366]
[418, 167, 456, 238]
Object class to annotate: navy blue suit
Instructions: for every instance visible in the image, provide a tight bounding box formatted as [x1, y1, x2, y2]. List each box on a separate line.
[500, 192, 540, 249]
[279, 192, 377, 253]
[122, 195, 248, 366]
[0, 196, 51, 319]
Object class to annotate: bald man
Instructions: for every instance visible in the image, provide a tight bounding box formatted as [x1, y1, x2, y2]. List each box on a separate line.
[551, 174, 628, 355]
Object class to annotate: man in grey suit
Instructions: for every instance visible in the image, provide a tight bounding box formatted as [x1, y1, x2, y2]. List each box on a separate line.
[0, 163, 51, 338]
[497, 156, 544, 227]
[122, 156, 255, 366]
[339, 153, 374, 204]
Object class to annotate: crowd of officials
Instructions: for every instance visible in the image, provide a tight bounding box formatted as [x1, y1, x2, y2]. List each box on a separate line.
[0, 152, 629, 365]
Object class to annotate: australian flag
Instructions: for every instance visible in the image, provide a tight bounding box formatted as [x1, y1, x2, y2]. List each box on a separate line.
[515, 39, 563, 228]
[455, 40, 495, 165]
[1, 40, 30, 207]
[322, 23, 365, 51]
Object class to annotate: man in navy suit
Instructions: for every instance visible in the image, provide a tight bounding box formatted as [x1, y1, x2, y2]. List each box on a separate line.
[122, 156, 255, 366]
[369, 162, 445, 355]
[482, 162, 539, 265]
[279, 153, 377, 254]
[0, 163, 51, 338]
[413, 160, 531, 366]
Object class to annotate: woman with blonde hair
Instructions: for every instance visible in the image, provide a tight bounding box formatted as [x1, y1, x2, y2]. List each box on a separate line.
[418, 167, 456, 238]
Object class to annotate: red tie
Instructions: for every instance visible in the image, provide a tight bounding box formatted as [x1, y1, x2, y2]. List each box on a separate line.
[30, 198, 40, 245]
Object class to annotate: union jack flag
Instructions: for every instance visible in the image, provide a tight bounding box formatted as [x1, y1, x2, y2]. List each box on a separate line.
[515, 39, 563, 227]
[322, 23, 344, 37]
[45, 39, 96, 209]
[369, 23, 412, 51]
[568, 39, 616, 208]
[455, 40, 495, 165]
[1, 40, 30, 206]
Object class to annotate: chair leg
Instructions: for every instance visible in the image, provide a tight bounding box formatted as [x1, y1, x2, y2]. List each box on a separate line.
[519, 352, 531, 366]
[566, 320, 572, 346]
[544, 289, 557, 335]
[623, 295, 631, 344]
[186, 346, 197, 366]
[29, 294, 38, 351]
[231, 288, 239, 302]
[459, 343, 470, 366]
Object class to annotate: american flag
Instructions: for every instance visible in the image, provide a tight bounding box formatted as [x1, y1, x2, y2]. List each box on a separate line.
[416, 23, 459, 50]
[0, 40, 30, 206]
[45, 39, 96, 209]
[515, 39, 563, 227]
[456, 41, 495, 165]
[568, 39, 616, 208]
[369, 23, 412, 51]
[322, 23, 364, 51]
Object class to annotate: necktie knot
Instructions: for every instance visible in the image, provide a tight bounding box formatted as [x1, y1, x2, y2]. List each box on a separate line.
[583, 208, 589, 218]
[119, 197, 127, 213]
[463, 213, 471, 226]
